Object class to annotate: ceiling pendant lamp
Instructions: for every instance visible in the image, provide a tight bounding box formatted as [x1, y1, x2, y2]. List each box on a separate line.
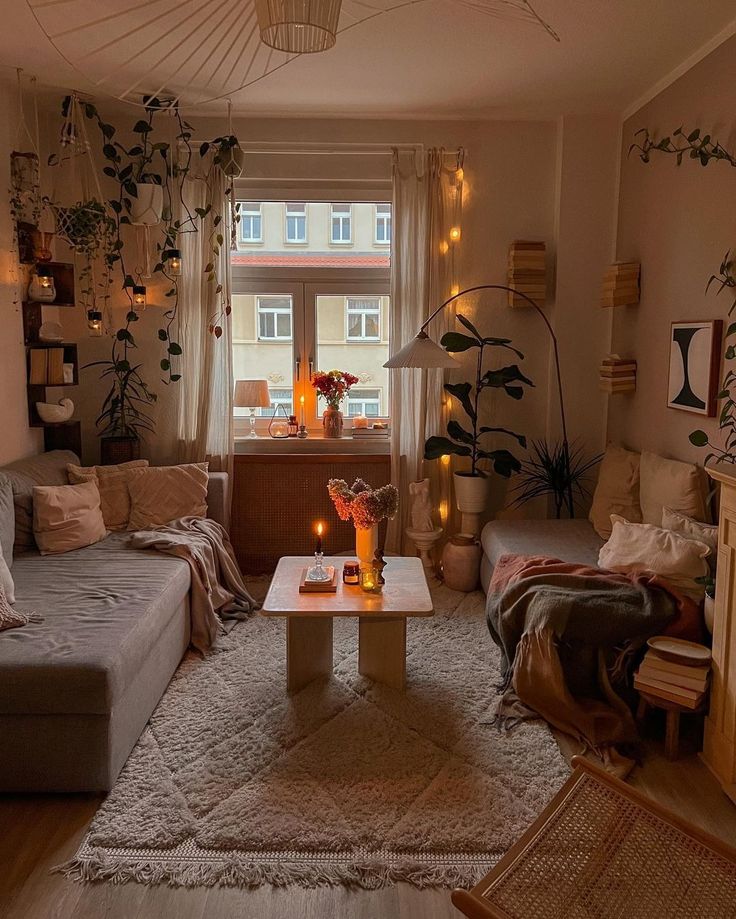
[255, 0, 343, 54]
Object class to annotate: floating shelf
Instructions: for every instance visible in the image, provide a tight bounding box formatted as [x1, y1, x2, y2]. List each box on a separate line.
[507, 240, 546, 308]
[600, 261, 640, 308]
[599, 355, 637, 394]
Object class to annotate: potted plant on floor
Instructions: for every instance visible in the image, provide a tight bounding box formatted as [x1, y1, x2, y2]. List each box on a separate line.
[424, 315, 532, 527]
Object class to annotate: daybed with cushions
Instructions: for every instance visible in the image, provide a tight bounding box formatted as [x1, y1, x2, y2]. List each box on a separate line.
[0, 450, 228, 792]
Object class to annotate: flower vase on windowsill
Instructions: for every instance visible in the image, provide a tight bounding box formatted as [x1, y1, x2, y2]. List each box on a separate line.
[323, 406, 344, 439]
[312, 370, 359, 440]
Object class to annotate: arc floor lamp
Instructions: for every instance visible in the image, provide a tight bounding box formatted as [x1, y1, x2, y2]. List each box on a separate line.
[383, 284, 574, 518]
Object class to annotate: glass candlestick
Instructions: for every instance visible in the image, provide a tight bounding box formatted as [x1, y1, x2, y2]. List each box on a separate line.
[306, 551, 331, 582]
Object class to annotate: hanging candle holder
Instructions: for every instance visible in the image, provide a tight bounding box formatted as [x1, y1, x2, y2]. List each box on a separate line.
[166, 248, 182, 276]
[132, 283, 147, 311]
[268, 403, 290, 439]
[87, 310, 103, 337]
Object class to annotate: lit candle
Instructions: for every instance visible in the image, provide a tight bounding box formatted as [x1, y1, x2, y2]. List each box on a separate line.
[132, 284, 147, 310]
[300, 394, 305, 427]
[353, 414, 369, 429]
[315, 522, 323, 555]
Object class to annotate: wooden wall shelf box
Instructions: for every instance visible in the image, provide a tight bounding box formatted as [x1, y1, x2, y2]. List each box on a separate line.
[507, 239, 547, 308]
[600, 261, 640, 308]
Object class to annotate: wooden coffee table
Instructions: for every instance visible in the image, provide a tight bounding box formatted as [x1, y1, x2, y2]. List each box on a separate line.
[261, 556, 433, 692]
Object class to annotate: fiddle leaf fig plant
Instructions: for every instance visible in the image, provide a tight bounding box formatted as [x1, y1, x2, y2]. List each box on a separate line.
[424, 314, 532, 478]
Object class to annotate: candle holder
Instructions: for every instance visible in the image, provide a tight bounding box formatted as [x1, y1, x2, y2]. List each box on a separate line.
[359, 566, 382, 593]
[306, 551, 331, 582]
[297, 424, 309, 439]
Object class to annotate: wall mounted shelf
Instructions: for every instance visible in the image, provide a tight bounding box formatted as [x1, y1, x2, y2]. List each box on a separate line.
[600, 261, 640, 308]
[507, 240, 547, 308]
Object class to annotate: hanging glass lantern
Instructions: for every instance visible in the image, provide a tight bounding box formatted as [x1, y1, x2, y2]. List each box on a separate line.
[132, 284, 147, 310]
[255, 0, 342, 53]
[87, 310, 103, 337]
[167, 249, 182, 276]
[28, 264, 56, 303]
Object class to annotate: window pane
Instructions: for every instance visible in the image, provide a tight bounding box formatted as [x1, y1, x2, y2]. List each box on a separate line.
[315, 294, 389, 418]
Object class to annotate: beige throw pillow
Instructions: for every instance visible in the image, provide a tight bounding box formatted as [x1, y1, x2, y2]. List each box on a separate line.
[0, 541, 14, 605]
[598, 514, 710, 601]
[127, 463, 209, 531]
[662, 506, 718, 574]
[67, 460, 148, 531]
[32, 481, 107, 556]
[639, 451, 709, 526]
[589, 444, 642, 539]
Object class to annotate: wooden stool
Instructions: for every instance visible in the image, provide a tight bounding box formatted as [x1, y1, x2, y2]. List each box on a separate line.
[636, 691, 705, 760]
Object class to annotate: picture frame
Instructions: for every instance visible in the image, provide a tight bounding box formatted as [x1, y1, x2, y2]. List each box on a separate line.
[667, 320, 722, 417]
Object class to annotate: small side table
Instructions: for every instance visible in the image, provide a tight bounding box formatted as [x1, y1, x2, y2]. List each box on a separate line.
[636, 691, 707, 760]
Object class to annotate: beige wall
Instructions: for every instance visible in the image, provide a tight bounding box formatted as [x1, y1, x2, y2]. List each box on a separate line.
[608, 35, 736, 464]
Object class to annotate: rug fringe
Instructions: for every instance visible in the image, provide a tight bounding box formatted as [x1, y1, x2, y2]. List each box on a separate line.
[54, 850, 490, 890]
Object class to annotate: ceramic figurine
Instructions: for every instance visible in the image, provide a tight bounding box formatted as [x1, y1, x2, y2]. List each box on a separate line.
[409, 478, 434, 532]
[373, 547, 387, 586]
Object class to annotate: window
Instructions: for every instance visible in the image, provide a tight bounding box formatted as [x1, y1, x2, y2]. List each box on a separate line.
[331, 203, 352, 244]
[285, 202, 307, 243]
[240, 202, 262, 243]
[257, 296, 292, 340]
[346, 297, 380, 340]
[375, 203, 391, 244]
[258, 388, 294, 416]
[347, 388, 382, 417]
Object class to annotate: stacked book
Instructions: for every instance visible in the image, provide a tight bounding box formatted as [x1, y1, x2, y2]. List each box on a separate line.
[634, 649, 710, 710]
[352, 425, 390, 438]
[600, 261, 640, 308]
[28, 347, 65, 385]
[599, 354, 636, 394]
[507, 240, 546, 308]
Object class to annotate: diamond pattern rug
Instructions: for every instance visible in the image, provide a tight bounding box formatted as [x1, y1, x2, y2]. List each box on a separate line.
[60, 582, 569, 889]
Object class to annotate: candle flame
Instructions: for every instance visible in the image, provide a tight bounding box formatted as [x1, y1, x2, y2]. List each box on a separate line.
[300, 395, 305, 405]
[316, 522, 323, 536]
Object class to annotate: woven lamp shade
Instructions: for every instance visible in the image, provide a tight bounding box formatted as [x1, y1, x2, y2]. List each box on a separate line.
[256, 0, 342, 53]
[234, 379, 271, 408]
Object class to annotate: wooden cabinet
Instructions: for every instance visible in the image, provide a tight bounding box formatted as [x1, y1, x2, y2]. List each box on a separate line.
[704, 464, 736, 804]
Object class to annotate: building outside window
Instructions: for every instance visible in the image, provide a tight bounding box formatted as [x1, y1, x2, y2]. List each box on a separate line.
[375, 203, 391, 244]
[258, 388, 293, 416]
[346, 297, 381, 340]
[257, 296, 293, 340]
[240, 202, 262, 242]
[285, 202, 307, 243]
[347, 388, 382, 417]
[331, 203, 352, 244]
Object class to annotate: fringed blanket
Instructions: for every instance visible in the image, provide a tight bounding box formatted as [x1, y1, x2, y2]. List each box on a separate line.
[486, 554, 703, 774]
[129, 517, 258, 654]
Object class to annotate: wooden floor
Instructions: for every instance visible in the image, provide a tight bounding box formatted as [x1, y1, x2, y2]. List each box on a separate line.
[2, 715, 736, 919]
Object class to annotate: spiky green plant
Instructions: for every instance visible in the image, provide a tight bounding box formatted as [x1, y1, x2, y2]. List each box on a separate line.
[511, 439, 602, 519]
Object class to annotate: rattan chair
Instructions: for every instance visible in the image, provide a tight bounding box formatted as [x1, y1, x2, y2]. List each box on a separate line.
[452, 756, 736, 919]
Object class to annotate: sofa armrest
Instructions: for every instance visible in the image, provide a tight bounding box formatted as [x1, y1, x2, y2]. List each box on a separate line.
[206, 473, 229, 529]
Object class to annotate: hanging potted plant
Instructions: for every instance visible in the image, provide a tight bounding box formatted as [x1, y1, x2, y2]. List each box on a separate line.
[199, 134, 245, 179]
[424, 315, 532, 527]
[126, 105, 167, 226]
[312, 370, 359, 438]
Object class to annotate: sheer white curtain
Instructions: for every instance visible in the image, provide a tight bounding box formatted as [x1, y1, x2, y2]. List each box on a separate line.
[175, 160, 234, 488]
[387, 148, 462, 553]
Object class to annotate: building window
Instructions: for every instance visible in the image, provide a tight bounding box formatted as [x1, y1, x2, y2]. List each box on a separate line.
[375, 203, 391, 244]
[346, 297, 381, 340]
[240, 202, 262, 243]
[285, 202, 307, 243]
[258, 387, 294, 416]
[347, 388, 381, 417]
[257, 296, 293, 340]
[331, 203, 352, 244]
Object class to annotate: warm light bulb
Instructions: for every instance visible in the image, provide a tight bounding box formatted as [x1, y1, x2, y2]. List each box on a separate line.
[300, 395, 305, 405]
[440, 454, 451, 466]
[439, 500, 449, 523]
[449, 227, 461, 242]
[132, 284, 147, 310]
[439, 240, 449, 255]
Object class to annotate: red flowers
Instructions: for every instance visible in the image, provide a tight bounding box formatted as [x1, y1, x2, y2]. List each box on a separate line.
[312, 370, 360, 409]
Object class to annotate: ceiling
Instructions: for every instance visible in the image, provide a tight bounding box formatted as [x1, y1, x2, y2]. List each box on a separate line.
[1, 1, 735, 118]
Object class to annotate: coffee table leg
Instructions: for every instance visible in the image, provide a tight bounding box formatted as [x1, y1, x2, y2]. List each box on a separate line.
[286, 617, 333, 692]
[359, 617, 406, 690]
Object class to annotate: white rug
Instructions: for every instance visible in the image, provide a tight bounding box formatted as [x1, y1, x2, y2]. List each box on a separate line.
[61, 581, 569, 889]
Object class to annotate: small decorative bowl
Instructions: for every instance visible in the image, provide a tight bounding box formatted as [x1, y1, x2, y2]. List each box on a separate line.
[36, 398, 74, 424]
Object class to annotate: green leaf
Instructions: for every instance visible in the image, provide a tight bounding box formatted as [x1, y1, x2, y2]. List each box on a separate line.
[446, 419, 474, 444]
[481, 364, 534, 391]
[116, 329, 133, 342]
[133, 120, 153, 134]
[444, 382, 475, 421]
[440, 331, 479, 353]
[477, 448, 522, 478]
[170, 373, 182, 382]
[158, 329, 168, 341]
[160, 359, 170, 371]
[168, 342, 182, 355]
[479, 426, 527, 447]
[456, 313, 483, 341]
[689, 430, 709, 447]
[424, 436, 472, 460]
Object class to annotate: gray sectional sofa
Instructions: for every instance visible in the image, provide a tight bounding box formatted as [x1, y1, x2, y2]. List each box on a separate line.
[0, 450, 228, 792]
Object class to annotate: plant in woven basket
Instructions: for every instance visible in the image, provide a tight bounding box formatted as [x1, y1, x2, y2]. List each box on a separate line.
[510, 439, 602, 519]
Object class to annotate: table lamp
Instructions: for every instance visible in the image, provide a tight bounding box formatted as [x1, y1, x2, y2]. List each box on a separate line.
[234, 379, 271, 438]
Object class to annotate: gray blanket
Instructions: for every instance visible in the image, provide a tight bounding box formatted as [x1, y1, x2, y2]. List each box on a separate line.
[129, 517, 258, 653]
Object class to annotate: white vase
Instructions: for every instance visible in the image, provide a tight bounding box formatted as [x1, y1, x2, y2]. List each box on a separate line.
[453, 471, 488, 537]
[130, 183, 163, 226]
[704, 594, 715, 635]
[355, 524, 378, 571]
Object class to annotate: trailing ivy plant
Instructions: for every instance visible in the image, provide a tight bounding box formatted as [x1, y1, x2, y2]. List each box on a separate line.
[630, 127, 736, 168]
[424, 315, 532, 478]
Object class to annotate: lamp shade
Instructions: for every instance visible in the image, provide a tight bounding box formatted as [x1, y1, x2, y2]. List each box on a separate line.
[383, 332, 461, 369]
[234, 379, 271, 408]
[256, 0, 342, 53]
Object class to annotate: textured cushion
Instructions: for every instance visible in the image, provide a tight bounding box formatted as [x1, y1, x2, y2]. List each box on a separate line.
[0, 477, 14, 564]
[639, 451, 709, 526]
[0, 450, 79, 553]
[589, 444, 642, 539]
[127, 463, 209, 530]
[481, 518, 604, 571]
[32, 481, 107, 556]
[67, 460, 149, 530]
[599, 515, 710, 601]
[662, 506, 719, 574]
[0, 541, 14, 605]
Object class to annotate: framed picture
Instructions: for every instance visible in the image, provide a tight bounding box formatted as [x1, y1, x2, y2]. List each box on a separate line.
[667, 320, 722, 416]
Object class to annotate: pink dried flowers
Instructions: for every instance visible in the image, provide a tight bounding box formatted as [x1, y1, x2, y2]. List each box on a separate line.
[327, 478, 399, 530]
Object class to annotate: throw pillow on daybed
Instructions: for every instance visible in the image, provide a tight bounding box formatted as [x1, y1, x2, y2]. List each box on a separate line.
[599, 514, 710, 601]
[589, 444, 642, 539]
[32, 480, 107, 556]
[0, 540, 14, 605]
[661, 506, 718, 568]
[639, 451, 709, 527]
[127, 463, 209, 530]
[67, 459, 148, 530]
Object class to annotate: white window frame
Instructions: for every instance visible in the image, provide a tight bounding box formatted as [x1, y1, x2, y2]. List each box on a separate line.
[374, 203, 391, 245]
[346, 296, 381, 341]
[330, 203, 352, 245]
[347, 388, 382, 417]
[240, 202, 262, 244]
[257, 295, 293, 341]
[285, 202, 307, 245]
